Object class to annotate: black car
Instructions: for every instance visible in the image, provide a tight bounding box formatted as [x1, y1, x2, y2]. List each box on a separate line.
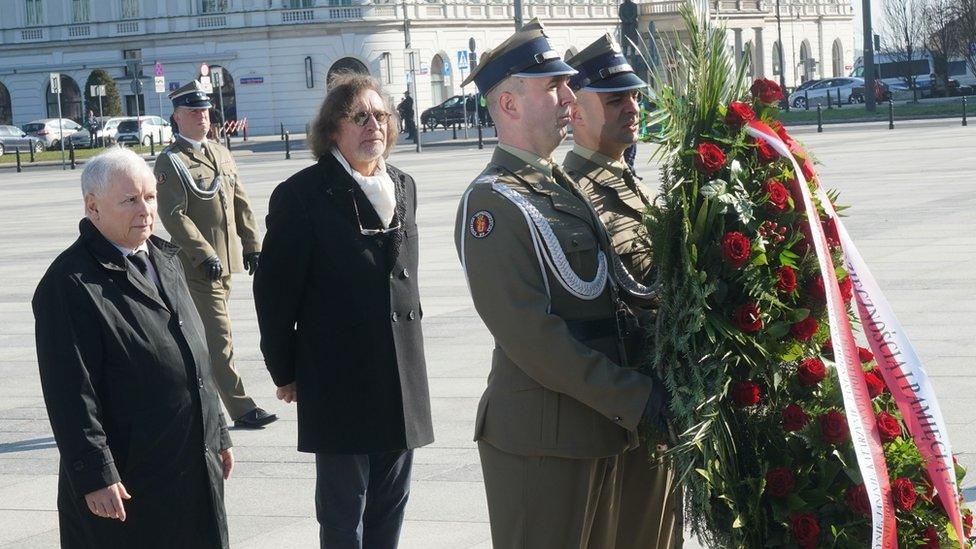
[420, 95, 469, 130]
[0, 125, 45, 156]
[68, 129, 95, 149]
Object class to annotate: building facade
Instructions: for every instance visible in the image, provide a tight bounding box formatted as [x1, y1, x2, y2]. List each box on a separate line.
[0, 0, 853, 135]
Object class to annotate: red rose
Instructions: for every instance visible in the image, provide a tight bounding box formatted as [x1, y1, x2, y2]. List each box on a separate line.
[751, 78, 785, 105]
[797, 357, 826, 387]
[782, 403, 810, 431]
[791, 316, 818, 341]
[809, 275, 827, 302]
[776, 266, 797, 293]
[846, 483, 871, 516]
[876, 411, 901, 442]
[725, 101, 757, 127]
[892, 477, 918, 511]
[695, 142, 726, 174]
[732, 380, 761, 407]
[964, 510, 974, 537]
[790, 512, 820, 548]
[732, 302, 763, 333]
[823, 217, 841, 248]
[822, 337, 834, 359]
[838, 275, 853, 303]
[923, 525, 940, 549]
[753, 137, 778, 164]
[770, 119, 794, 145]
[801, 158, 817, 182]
[858, 346, 874, 363]
[864, 369, 885, 398]
[722, 231, 752, 268]
[765, 467, 796, 498]
[819, 409, 849, 444]
[764, 180, 791, 213]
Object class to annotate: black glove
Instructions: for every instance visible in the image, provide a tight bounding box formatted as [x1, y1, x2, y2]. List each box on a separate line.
[202, 256, 223, 281]
[243, 252, 260, 276]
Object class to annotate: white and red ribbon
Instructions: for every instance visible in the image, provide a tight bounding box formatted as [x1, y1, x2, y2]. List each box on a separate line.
[746, 121, 898, 549]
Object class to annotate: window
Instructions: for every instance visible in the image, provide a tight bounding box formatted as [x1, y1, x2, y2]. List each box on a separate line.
[25, 0, 44, 26]
[120, 0, 140, 19]
[123, 49, 143, 78]
[771, 42, 782, 76]
[287, 0, 315, 6]
[201, 0, 229, 13]
[71, 0, 90, 21]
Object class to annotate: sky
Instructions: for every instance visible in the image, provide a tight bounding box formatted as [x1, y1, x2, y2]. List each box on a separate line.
[849, 0, 885, 55]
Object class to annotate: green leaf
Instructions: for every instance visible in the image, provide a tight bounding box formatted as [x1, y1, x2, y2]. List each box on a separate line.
[732, 514, 745, 528]
[701, 179, 728, 198]
[785, 308, 810, 323]
[765, 321, 789, 339]
[750, 253, 768, 267]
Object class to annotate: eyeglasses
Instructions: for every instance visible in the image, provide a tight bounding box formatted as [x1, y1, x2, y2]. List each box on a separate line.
[348, 110, 391, 127]
[351, 192, 400, 235]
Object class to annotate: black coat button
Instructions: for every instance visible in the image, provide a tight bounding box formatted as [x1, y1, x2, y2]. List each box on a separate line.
[198, 376, 204, 388]
[391, 312, 399, 322]
[408, 310, 416, 320]
[178, 319, 184, 327]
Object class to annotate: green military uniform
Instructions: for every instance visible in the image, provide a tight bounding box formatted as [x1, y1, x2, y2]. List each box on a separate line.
[456, 22, 662, 549]
[154, 84, 262, 421]
[565, 34, 682, 549]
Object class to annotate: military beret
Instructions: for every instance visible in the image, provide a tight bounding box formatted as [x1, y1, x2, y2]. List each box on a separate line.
[567, 34, 647, 92]
[461, 18, 577, 94]
[168, 80, 213, 110]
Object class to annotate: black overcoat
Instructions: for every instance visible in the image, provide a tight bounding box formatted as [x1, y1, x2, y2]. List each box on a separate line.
[32, 219, 232, 549]
[254, 155, 434, 454]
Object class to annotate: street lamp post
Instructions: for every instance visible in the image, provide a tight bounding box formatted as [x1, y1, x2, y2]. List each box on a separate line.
[775, 0, 789, 110]
[514, 0, 523, 30]
[861, 0, 877, 112]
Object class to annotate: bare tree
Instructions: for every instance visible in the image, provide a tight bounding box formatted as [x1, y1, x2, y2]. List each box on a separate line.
[957, 0, 976, 79]
[924, 0, 963, 96]
[881, 0, 927, 100]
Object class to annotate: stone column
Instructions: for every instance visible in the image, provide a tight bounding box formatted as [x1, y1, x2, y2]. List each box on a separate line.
[753, 26, 765, 78]
[733, 28, 743, 70]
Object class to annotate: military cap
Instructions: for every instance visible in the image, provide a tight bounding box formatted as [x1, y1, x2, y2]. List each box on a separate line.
[169, 80, 213, 110]
[461, 18, 577, 94]
[566, 34, 647, 92]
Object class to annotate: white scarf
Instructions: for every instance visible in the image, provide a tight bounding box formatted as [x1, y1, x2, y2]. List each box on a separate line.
[331, 148, 396, 228]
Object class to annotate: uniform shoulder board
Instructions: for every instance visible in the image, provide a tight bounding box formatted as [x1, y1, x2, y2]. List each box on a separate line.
[473, 173, 499, 187]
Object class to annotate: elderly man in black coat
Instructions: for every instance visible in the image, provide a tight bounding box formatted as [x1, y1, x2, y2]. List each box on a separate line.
[32, 147, 233, 549]
[254, 73, 433, 549]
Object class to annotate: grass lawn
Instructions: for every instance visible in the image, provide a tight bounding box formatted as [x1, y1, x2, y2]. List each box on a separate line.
[780, 99, 969, 125]
[0, 145, 154, 165]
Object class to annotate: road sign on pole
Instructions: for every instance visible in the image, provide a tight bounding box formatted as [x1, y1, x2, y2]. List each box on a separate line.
[457, 51, 469, 70]
[154, 76, 166, 94]
[50, 73, 61, 94]
[50, 73, 66, 168]
[200, 63, 214, 93]
[154, 61, 164, 77]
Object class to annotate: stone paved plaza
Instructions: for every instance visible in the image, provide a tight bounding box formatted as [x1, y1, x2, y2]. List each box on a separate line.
[0, 120, 974, 547]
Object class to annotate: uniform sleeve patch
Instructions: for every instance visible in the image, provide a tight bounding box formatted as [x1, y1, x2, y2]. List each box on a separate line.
[157, 172, 166, 185]
[469, 211, 494, 238]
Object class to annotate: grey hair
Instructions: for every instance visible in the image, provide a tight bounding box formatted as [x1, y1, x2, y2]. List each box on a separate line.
[80, 146, 155, 197]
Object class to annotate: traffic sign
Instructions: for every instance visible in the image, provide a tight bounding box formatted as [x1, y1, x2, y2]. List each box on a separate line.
[154, 76, 166, 93]
[154, 61, 164, 77]
[89, 84, 107, 97]
[200, 63, 210, 77]
[50, 73, 61, 94]
[130, 79, 144, 95]
[210, 70, 224, 88]
[457, 50, 469, 70]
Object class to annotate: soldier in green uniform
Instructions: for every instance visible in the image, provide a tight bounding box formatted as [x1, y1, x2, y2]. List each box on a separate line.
[454, 20, 669, 548]
[154, 81, 277, 429]
[564, 34, 681, 548]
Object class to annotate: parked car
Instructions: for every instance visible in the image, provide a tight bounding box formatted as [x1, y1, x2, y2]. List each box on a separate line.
[850, 80, 892, 103]
[0, 125, 45, 156]
[788, 78, 866, 108]
[116, 116, 173, 146]
[96, 116, 129, 145]
[420, 95, 469, 130]
[22, 118, 84, 148]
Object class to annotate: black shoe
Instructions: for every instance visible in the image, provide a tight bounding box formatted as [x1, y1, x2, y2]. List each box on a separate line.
[234, 407, 278, 429]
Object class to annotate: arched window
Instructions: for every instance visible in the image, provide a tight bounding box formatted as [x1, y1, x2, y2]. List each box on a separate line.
[771, 41, 782, 76]
[46, 75, 83, 122]
[832, 39, 844, 77]
[0, 82, 11, 125]
[327, 57, 370, 86]
[430, 54, 452, 106]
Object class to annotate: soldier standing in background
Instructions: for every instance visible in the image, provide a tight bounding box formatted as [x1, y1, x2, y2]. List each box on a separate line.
[154, 80, 277, 429]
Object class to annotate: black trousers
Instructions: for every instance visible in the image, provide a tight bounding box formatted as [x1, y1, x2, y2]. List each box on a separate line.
[314, 449, 414, 549]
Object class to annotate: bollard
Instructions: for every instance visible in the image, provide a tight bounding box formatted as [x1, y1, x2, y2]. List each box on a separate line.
[452, 123, 458, 140]
[305, 122, 310, 137]
[888, 100, 894, 130]
[225, 134, 231, 150]
[836, 88, 842, 109]
[29, 143, 36, 163]
[149, 134, 155, 158]
[477, 124, 484, 150]
[243, 124, 248, 141]
[69, 140, 76, 169]
[817, 106, 823, 133]
[280, 122, 285, 141]
[285, 131, 291, 160]
[804, 91, 810, 111]
[963, 97, 968, 127]
[15, 147, 22, 173]
[827, 92, 832, 110]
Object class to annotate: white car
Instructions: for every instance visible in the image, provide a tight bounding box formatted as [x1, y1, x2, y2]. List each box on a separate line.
[22, 118, 84, 148]
[116, 116, 173, 146]
[96, 117, 131, 145]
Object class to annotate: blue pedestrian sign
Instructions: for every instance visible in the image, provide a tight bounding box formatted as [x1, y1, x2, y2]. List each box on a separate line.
[457, 51, 469, 70]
